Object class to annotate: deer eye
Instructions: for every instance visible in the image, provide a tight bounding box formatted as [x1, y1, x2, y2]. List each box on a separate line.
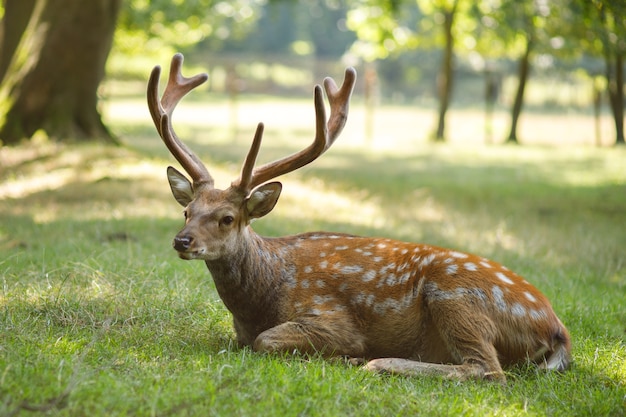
[220, 215, 234, 226]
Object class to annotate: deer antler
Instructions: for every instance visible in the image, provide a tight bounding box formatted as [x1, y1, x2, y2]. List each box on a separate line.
[147, 53, 213, 187]
[233, 67, 357, 191]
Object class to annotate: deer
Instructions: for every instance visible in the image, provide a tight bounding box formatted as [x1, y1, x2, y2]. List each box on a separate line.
[147, 54, 571, 384]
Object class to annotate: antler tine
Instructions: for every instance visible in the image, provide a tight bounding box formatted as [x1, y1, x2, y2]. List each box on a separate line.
[147, 53, 213, 187]
[234, 67, 357, 191]
[236, 123, 265, 191]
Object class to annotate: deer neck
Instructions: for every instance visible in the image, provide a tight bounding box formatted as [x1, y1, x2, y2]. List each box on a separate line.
[203, 226, 287, 333]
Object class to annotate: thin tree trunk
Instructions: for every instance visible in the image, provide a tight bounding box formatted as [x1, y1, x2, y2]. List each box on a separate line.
[606, 52, 625, 146]
[0, 0, 121, 145]
[506, 35, 533, 144]
[434, 8, 456, 142]
[484, 68, 499, 144]
[592, 76, 602, 147]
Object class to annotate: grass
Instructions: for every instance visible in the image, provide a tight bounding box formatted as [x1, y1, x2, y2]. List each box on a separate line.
[0, 91, 625, 416]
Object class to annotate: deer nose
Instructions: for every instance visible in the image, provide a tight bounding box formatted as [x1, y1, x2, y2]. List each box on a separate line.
[173, 235, 193, 251]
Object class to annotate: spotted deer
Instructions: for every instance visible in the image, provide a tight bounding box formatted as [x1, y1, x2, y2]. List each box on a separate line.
[147, 54, 570, 383]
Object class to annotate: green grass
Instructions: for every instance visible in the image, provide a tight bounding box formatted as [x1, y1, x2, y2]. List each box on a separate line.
[1, 96, 625, 416]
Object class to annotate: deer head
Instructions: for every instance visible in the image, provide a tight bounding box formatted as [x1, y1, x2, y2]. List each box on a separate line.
[147, 54, 356, 261]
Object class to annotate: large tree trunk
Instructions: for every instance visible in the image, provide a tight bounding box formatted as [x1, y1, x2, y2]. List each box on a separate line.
[0, 0, 37, 83]
[434, 5, 457, 142]
[0, 0, 121, 145]
[506, 35, 533, 144]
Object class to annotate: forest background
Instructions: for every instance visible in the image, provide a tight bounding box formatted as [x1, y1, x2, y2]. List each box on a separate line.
[0, 0, 624, 147]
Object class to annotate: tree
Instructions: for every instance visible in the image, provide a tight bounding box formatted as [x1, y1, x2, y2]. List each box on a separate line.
[580, 0, 625, 145]
[471, 0, 551, 144]
[421, 0, 462, 142]
[0, 0, 264, 146]
[347, 0, 475, 142]
[0, 0, 122, 145]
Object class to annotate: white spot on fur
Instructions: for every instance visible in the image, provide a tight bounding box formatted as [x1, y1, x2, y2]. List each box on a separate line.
[373, 256, 383, 263]
[480, 261, 492, 268]
[340, 265, 363, 274]
[419, 254, 436, 268]
[524, 291, 537, 303]
[511, 303, 526, 317]
[319, 252, 326, 257]
[301, 280, 310, 289]
[335, 245, 349, 251]
[464, 262, 478, 271]
[446, 264, 458, 275]
[362, 270, 377, 282]
[380, 263, 396, 274]
[304, 266, 313, 273]
[313, 295, 334, 305]
[319, 260, 328, 269]
[492, 285, 507, 311]
[384, 274, 398, 286]
[352, 292, 376, 307]
[495, 272, 514, 285]
[530, 309, 547, 320]
[377, 243, 387, 249]
[316, 280, 326, 288]
[449, 251, 468, 259]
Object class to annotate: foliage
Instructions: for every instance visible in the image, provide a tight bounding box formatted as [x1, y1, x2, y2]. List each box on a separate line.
[346, 0, 420, 61]
[575, 0, 626, 59]
[115, 0, 265, 57]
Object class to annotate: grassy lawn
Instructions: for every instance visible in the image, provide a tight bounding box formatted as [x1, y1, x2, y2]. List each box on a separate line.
[1, 93, 625, 415]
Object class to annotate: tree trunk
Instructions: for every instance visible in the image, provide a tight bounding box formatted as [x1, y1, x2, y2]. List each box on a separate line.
[484, 68, 500, 144]
[605, 52, 625, 146]
[592, 76, 603, 147]
[434, 7, 456, 142]
[0, 0, 37, 83]
[506, 35, 533, 144]
[0, 0, 121, 145]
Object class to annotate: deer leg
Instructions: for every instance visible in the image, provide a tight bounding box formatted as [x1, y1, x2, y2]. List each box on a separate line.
[366, 305, 506, 383]
[365, 358, 491, 380]
[365, 347, 505, 384]
[253, 319, 366, 358]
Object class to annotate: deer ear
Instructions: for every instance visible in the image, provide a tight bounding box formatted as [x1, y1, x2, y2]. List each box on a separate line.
[246, 182, 282, 219]
[167, 166, 194, 206]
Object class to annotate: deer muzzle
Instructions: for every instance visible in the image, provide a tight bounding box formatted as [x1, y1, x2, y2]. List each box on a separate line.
[173, 235, 192, 252]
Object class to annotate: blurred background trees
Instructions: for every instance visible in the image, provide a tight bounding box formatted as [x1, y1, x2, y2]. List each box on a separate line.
[0, 0, 623, 146]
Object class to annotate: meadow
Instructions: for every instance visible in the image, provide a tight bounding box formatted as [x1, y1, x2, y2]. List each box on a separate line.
[0, 85, 625, 415]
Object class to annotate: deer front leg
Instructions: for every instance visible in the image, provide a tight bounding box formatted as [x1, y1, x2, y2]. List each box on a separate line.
[253, 319, 366, 358]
